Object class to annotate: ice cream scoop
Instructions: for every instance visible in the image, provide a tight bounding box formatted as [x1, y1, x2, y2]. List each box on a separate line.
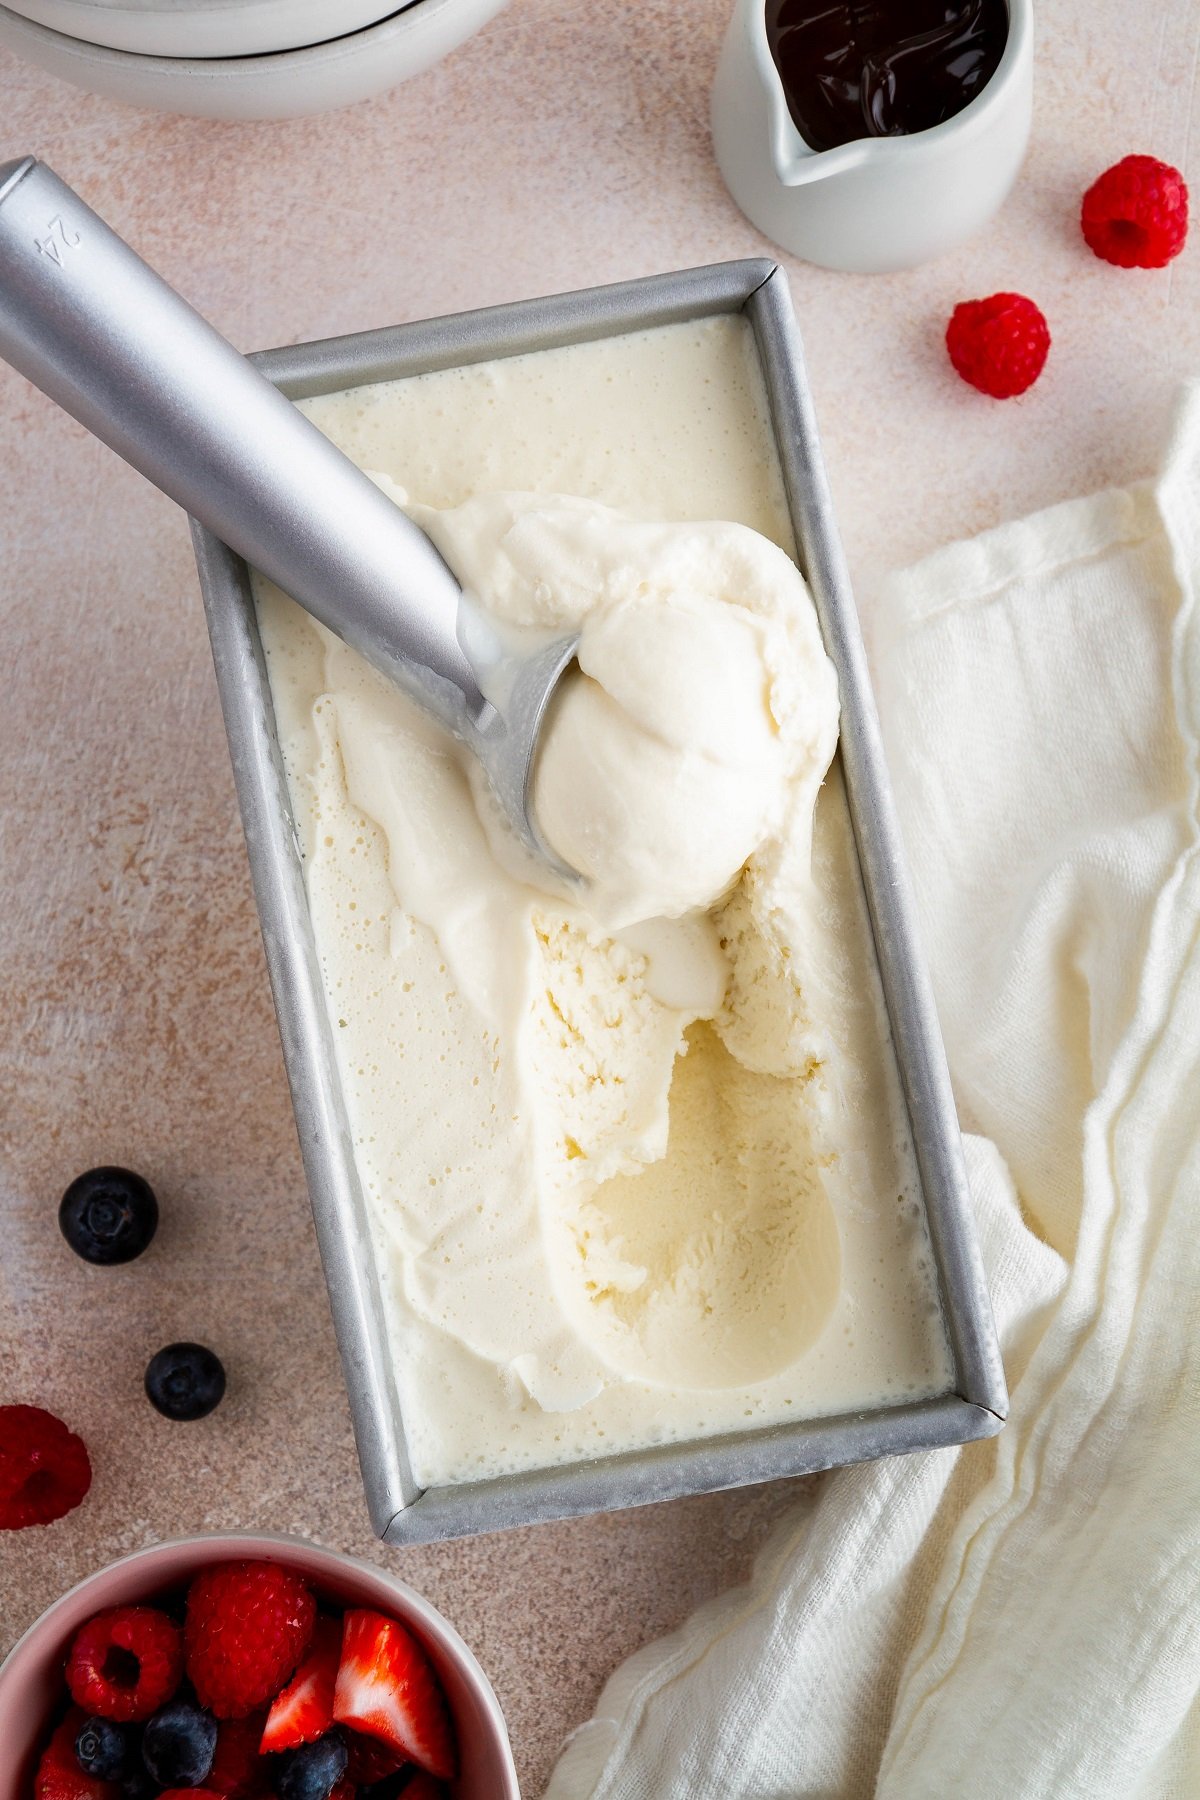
[533, 585, 801, 927]
[404, 491, 840, 929]
[0, 156, 578, 878]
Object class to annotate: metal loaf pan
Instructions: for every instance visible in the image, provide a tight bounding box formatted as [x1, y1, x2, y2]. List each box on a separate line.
[191, 259, 1007, 1545]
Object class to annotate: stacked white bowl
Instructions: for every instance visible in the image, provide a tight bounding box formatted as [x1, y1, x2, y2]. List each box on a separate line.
[0, 0, 510, 118]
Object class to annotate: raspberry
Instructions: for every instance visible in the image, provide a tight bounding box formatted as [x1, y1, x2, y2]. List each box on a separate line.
[34, 1708, 120, 1800]
[1082, 155, 1188, 268]
[0, 1404, 91, 1529]
[186, 1562, 316, 1720]
[66, 1607, 184, 1723]
[945, 292, 1050, 398]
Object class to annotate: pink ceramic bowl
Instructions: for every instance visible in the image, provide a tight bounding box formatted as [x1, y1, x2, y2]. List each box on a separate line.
[0, 1532, 519, 1799]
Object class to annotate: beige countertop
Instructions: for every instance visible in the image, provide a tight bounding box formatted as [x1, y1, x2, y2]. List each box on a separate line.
[2, 2, 1198, 1792]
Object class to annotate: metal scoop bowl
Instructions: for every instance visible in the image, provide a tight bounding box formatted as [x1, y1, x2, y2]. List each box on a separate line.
[0, 156, 580, 881]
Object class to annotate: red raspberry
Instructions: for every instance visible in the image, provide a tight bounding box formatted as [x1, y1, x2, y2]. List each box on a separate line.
[185, 1561, 316, 1719]
[1082, 155, 1188, 268]
[66, 1605, 183, 1722]
[209, 1714, 272, 1798]
[0, 1404, 91, 1529]
[945, 292, 1050, 398]
[34, 1708, 120, 1800]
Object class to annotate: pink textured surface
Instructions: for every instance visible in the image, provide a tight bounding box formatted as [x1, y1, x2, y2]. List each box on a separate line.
[1, 2, 1198, 1793]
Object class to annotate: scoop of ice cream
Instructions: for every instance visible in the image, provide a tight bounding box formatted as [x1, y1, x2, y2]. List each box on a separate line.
[409, 491, 840, 929]
[533, 591, 791, 924]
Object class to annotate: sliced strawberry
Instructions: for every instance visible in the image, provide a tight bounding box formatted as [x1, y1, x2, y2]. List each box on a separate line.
[261, 1613, 341, 1752]
[35, 1708, 121, 1800]
[344, 1731, 409, 1784]
[332, 1610, 456, 1781]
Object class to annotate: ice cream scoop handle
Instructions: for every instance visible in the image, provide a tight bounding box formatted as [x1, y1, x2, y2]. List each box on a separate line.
[0, 156, 487, 726]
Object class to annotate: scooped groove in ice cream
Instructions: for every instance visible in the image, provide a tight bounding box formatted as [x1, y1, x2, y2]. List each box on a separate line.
[266, 485, 847, 1410]
[410, 491, 840, 929]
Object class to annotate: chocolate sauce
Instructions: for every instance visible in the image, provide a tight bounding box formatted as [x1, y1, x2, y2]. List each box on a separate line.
[765, 0, 1009, 153]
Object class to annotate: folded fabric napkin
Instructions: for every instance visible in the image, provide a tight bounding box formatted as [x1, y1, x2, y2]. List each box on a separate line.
[547, 387, 1200, 1800]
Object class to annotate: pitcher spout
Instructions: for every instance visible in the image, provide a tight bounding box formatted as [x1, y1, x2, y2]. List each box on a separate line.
[746, 4, 873, 186]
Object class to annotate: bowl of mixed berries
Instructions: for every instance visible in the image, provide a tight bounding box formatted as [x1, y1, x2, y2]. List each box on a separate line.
[0, 1534, 518, 1800]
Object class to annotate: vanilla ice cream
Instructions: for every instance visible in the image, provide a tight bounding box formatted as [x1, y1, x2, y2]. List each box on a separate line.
[255, 315, 953, 1485]
[415, 494, 838, 928]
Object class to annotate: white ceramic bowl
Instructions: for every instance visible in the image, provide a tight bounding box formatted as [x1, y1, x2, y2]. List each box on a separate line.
[0, 1531, 520, 1799]
[0, 0, 509, 119]
[711, 0, 1034, 273]
[1, 0, 405, 58]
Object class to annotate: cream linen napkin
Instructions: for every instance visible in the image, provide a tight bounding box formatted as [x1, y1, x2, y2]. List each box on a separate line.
[546, 387, 1200, 1800]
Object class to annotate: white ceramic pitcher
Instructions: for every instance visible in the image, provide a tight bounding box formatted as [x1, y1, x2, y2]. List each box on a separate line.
[711, 0, 1033, 274]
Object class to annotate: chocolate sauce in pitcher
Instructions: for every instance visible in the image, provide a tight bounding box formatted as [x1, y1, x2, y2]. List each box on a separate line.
[765, 0, 1009, 153]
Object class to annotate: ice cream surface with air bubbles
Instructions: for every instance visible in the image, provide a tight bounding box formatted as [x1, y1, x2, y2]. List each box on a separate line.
[255, 316, 953, 1484]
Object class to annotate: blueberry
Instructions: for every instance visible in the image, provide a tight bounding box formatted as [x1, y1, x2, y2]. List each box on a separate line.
[75, 1716, 135, 1780]
[275, 1729, 349, 1800]
[59, 1167, 159, 1265]
[141, 1698, 217, 1784]
[121, 1769, 158, 1800]
[144, 1343, 227, 1421]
